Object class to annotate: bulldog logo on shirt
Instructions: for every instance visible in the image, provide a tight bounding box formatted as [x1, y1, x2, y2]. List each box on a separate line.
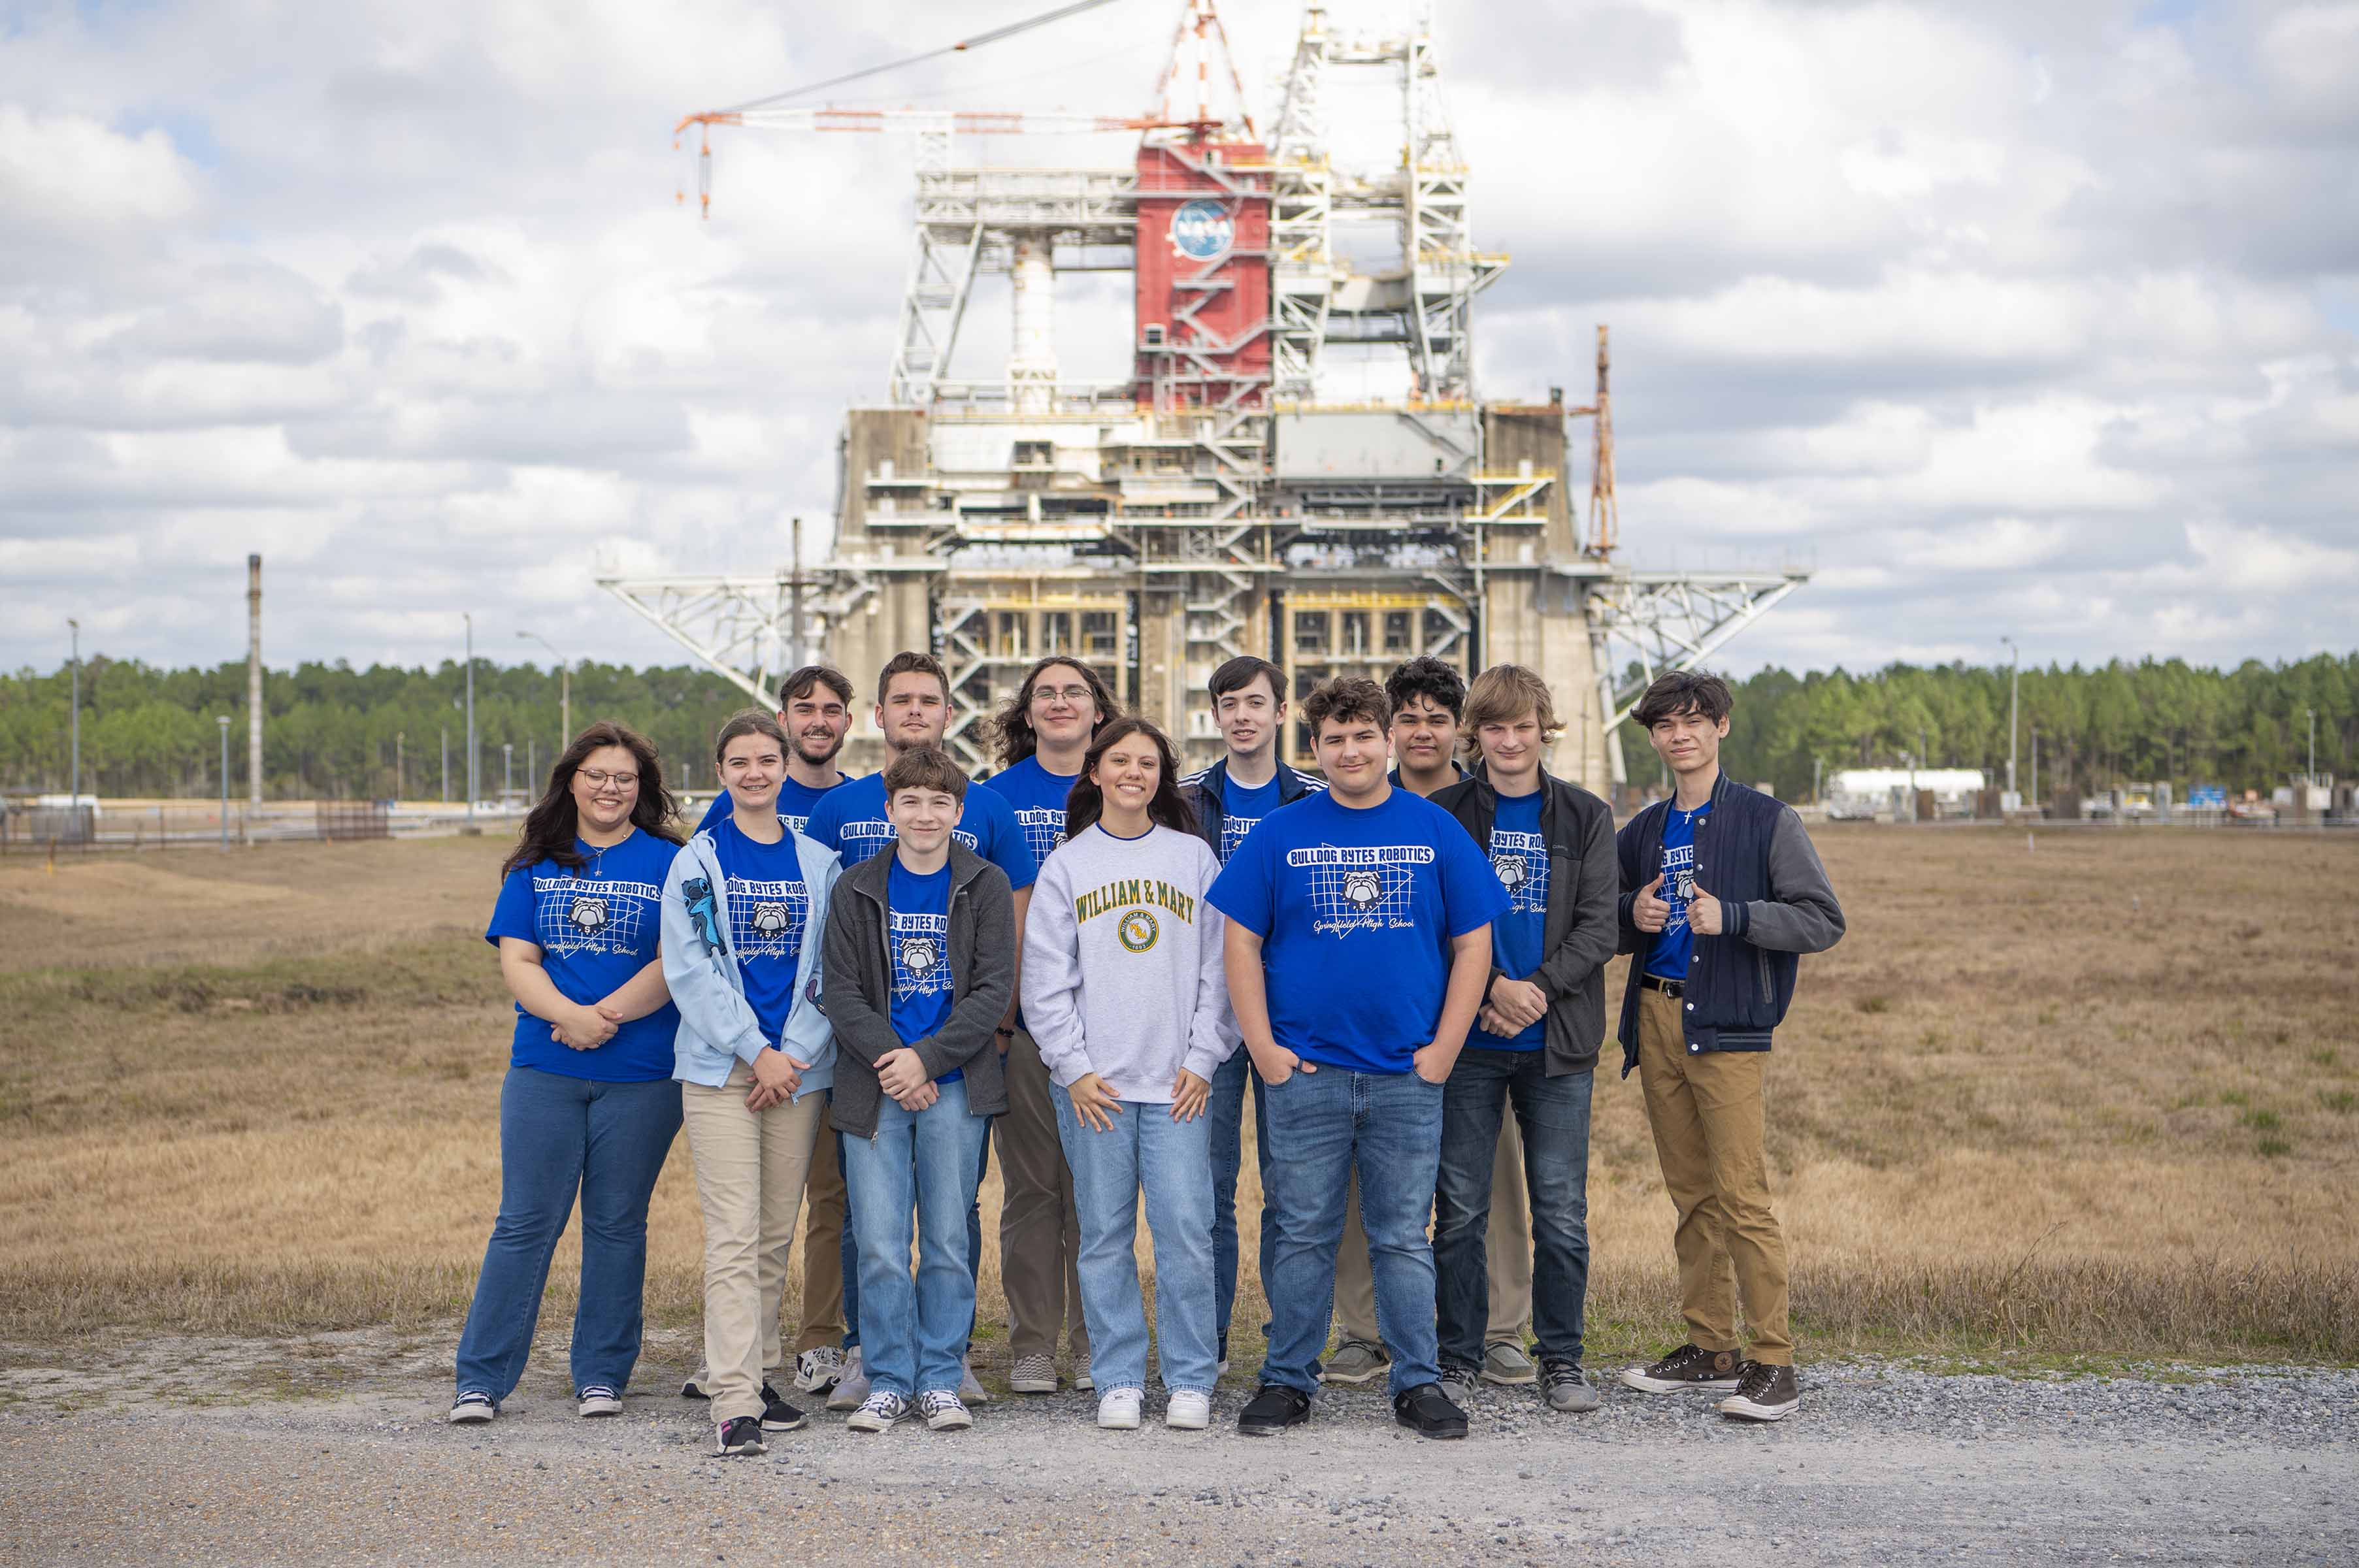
[567, 894, 610, 936]
[1491, 853, 1526, 892]
[1343, 870, 1383, 911]
[750, 901, 793, 940]
[899, 935, 940, 976]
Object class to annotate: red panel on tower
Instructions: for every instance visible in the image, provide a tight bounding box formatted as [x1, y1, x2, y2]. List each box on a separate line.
[1133, 140, 1270, 410]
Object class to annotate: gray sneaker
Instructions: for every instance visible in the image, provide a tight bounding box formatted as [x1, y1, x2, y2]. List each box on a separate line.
[959, 1357, 991, 1406]
[1009, 1353, 1058, 1394]
[1438, 1362, 1481, 1408]
[1542, 1359, 1601, 1413]
[1073, 1354, 1094, 1393]
[1482, 1341, 1538, 1386]
[1320, 1339, 1389, 1386]
[825, 1348, 870, 1412]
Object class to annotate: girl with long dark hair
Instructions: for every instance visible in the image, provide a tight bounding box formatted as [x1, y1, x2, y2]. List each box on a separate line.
[452, 722, 685, 1428]
[1019, 718, 1236, 1431]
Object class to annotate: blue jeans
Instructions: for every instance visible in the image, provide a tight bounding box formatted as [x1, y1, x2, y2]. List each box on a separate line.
[1255, 1066, 1445, 1399]
[454, 1066, 681, 1400]
[1054, 1086, 1220, 1396]
[1434, 1051, 1594, 1369]
[841, 1078, 990, 1398]
[838, 1109, 989, 1352]
[1208, 1051, 1277, 1346]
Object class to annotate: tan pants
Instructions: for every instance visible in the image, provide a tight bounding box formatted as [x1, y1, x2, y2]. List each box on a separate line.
[680, 1064, 825, 1424]
[996, 1027, 1089, 1364]
[1335, 1117, 1532, 1347]
[793, 1102, 847, 1354]
[1636, 987, 1792, 1365]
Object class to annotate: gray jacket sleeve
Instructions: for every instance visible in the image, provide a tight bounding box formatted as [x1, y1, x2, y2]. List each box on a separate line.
[1731, 809, 1845, 955]
[1536, 800, 1621, 998]
[914, 868, 1016, 1081]
[821, 885, 904, 1070]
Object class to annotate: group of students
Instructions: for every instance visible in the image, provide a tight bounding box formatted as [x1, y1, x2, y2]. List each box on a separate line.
[450, 647, 1845, 1454]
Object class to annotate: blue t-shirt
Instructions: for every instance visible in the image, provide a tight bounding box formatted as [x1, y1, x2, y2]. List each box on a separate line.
[708, 815, 810, 1046]
[976, 755, 1081, 877]
[484, 830, 682, 1083]
[1471, 788, 1549, 1051]
[802, 771, 1036, 890]
[695, 773, 851, 838]
[886, 857, 960, 1082]
[1216, 773, 1284, 863]
[1647, 798, 1715, 979]
[1208, 787, 1508, 1075]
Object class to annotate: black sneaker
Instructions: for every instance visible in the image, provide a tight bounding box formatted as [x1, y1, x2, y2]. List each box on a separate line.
[714, 1415, 766, 1456]
[680, 1374, 709, 1400]
[1393, 1381, 1468, 1439]
[1619, 1343, 1742, 1394]
[1717, 1361, 1800, 1422]
[1236, 1384, 1312, 1436]
[760, 1383, 807, 1432]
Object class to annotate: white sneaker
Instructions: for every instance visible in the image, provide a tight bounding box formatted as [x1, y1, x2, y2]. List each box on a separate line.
[1165, 1390, 1212, 1430]
[1010, 1352, 1058, 1394]
[1074, 1354, 1095, 1392]
[959, 1357, 991, 1406]
[575, 1384, 622, 1418]
[1097, 1388, 1142, 1429]
[845, 1390, 907, 1433]
[448, 1392, 495, 1424]
[795, 1346, 845, 1395]
[919, 1390, 974, 1431]
[825, 1348, 870, 1412]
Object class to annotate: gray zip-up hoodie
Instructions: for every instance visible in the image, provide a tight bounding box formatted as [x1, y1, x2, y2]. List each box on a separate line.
[1021, 822, 1238, 1102]
[660, 825, 840, 1097]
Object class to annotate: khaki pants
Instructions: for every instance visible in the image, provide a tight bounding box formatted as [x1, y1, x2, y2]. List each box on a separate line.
[1636, 987, 1792, 1365]
[996, 1027, 1090, 1364]
[680, 1064, 825, 1424]
[1335, 1117, 1532, 1347]
[793, 1102, 847, 1354]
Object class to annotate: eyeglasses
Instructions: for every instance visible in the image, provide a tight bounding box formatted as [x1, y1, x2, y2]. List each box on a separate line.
[578, 769, 639, 792]
[1031, 685, 1095, 707]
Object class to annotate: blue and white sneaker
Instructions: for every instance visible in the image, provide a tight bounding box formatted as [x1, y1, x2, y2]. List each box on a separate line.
[576, 1384, 622, 1418]
[449, 1392, 496, 1424]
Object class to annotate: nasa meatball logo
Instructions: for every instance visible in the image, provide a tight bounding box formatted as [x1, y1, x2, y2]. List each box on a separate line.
[750, 901, 793, 941]
[567, 895, 610, 936]
[1170, 199, 1233, 261]
[900, 935, 940, 977]
[1342, 870, 1383, 911]
[1493, 853, 1526, 892]
[1116, 909, 1159, 954]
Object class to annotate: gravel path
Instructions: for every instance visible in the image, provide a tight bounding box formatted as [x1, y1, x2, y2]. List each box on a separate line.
[4, 1350, 2352, 1565]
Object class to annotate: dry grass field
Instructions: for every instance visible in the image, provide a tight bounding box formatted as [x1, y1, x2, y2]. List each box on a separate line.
[2, 825, 2354, 1372]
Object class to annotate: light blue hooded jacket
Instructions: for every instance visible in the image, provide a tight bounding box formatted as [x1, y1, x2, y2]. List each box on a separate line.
[661, 825, 840, 1096]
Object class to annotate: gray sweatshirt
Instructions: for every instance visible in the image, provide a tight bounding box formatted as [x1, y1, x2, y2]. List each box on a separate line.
[1020, 822, 1238, 1102]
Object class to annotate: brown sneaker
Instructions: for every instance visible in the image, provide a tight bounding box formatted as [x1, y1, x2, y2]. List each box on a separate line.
[1619, 1343, 1743, 1394]
[1717, 1361, 1800, 1422]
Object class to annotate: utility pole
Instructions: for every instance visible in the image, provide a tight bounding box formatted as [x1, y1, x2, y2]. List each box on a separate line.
[789, 516, 806, 670]
[395, 731, 405, 801]
[2001, 636, 2019, 799]
[216, 716, 230, 850]
[2031, 726, 2040, 814]
[440, 726, 450, 804]
[246, 554, 263, 805]
[2307, 707, 2317, 784]
[503, 742, 514, 802]
[66, 619, 80, 813]
[463, 613, 476, 826]
[518, 630, 572, 753]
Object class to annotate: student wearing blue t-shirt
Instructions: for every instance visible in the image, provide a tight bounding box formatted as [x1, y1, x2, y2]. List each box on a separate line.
[451, 723, 687, 1430]
[1430, 666, 1620, 1417]
[1175, 655, 1325, 1373]
[809, 651, 1021, 1416]
[1210, 678, 1506, 1441]
[977, 653, 1119, 1397]
[821, 746, 1016, 1435]
[676, 666, 859, 1407]
[660, 710, 842, 1459]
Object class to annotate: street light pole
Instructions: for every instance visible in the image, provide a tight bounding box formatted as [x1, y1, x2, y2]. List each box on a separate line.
[464, 613, 476, 827]
[2000, 636, 2019, 799]
[503, 742, 513, 803]
[217, 715, 230, 850]
[518, 630, 571, 756]
[2307, 708, 2317, 784]
[67, 619, 81, 813]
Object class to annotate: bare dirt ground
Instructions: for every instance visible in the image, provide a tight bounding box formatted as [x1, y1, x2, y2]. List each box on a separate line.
[1, 1329, 2351, 1566]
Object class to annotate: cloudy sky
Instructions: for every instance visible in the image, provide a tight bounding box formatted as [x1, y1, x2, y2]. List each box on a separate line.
[3, 0, 2354, 682]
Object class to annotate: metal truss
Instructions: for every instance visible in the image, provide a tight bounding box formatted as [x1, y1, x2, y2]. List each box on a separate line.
[1270, 6, 1334, 402]
[1578, 568, 1811, 729]
[597, 574, 829, 709]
